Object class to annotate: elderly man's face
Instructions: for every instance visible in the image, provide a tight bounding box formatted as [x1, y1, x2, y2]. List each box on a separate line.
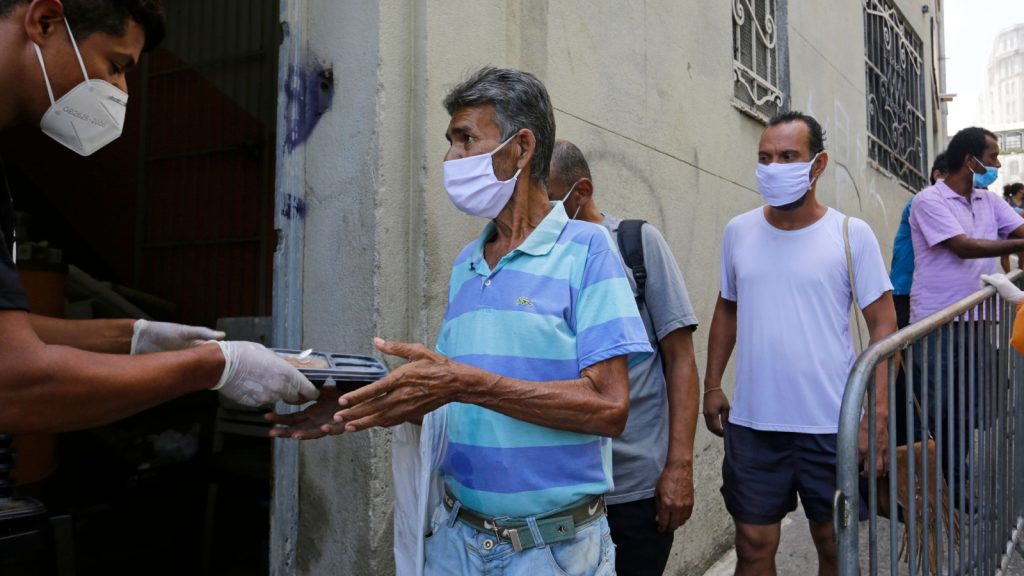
[444, 104, 518, 180]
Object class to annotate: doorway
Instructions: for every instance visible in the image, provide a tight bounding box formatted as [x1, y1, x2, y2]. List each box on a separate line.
[0, 1, 282, 573]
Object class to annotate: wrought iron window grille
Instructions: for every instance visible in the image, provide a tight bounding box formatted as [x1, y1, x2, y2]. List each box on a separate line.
[864, 0, 929, 192]
[732, 0, 787, 122]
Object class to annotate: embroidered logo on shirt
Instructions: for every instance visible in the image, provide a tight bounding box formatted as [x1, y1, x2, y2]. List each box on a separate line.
[516, 296, 534, 307]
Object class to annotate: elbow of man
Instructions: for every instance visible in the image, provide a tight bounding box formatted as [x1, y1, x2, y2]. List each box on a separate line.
[0, 351, 60, 433]
[941, 236, 975, 259]
[599, 395, 630, 438]
[0, 406, 43, 435]
[947, 242, 972, 259]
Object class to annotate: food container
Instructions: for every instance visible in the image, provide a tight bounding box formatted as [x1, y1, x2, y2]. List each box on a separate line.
[271, 349, 387, 392]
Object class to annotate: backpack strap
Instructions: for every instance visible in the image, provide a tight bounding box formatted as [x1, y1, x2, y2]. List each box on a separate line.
[616, 219, 648, 306]
[844, 215, 864, 352]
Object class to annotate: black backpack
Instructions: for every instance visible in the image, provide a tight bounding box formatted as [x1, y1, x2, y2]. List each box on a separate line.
[616, 219, 647, 307]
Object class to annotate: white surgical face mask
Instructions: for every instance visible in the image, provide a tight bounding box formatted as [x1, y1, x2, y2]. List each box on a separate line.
[443, 134, 521, 218]
[33, 19, 128, 156]
[561, 181, 580, 219]
[755, 153, 821, 207]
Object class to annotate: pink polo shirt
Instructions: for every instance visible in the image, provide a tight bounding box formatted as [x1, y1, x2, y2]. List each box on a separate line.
[909, 181, 1024, 323]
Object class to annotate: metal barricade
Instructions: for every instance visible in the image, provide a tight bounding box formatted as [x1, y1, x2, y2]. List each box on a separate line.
[836, 271, 1024, 575]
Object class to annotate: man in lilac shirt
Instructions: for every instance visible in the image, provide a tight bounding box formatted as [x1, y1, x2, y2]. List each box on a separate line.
[910, 133, 1024, 323]
[909, 126, 1024, 502]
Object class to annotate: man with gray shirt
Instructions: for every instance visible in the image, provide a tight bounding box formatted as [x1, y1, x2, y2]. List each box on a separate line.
[548, 140, 700, 576]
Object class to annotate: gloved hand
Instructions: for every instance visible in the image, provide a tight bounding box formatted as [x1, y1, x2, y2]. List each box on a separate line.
[132, 319, 225, 355]
[211, 341, 319, 407]
[980, 273, 1024, 303]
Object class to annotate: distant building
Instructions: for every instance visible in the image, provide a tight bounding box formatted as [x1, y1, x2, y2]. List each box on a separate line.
[980, 24, 1024, 189]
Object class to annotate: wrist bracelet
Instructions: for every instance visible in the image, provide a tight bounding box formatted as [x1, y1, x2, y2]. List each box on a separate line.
[703, 386, 723, 396]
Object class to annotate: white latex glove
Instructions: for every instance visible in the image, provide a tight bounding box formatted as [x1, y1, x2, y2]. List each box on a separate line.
[980, 273, 1024, 303]
[211, 341, 319, 407]
[131, 319, 225, 355]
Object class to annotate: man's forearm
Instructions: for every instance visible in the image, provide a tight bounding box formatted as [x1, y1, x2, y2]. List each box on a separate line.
[946, 236, 1024, 259]
[0, 343, 223, 434]
[29, 314, 134, 353]
[335, 341, 632, 435]
[454, 357, 630, 437]
[869, 336, 892, 421]
[661, 329, 699, 468]
[863, 294, 897, 420]
[665, 384, 697, 468]
[704, 297, 737, 390]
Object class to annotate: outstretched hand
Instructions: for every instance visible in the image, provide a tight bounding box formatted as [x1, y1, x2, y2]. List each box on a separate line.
[265, 386, 347, 440]
[333, 337, 467, 432]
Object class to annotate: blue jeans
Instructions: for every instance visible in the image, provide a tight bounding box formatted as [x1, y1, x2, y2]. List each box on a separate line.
[424, 502, 616, 576]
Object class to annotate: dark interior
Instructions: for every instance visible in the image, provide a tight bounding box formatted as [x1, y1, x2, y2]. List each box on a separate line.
[0, 1, 281, 573]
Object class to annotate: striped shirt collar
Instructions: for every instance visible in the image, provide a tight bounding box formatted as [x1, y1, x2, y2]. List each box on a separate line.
[469, 202, 569, 271]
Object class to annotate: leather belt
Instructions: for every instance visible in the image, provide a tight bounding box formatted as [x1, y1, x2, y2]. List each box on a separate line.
[442, 489, 605, 553]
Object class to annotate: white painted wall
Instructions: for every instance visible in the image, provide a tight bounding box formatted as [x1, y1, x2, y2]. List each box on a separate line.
[283, 1, 946, 574]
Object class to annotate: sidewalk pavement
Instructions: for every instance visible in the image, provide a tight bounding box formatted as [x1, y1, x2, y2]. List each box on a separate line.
[701, 505, 1024, 576]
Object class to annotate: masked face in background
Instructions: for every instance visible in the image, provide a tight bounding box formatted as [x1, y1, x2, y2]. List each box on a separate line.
[756, 153, 821, 208]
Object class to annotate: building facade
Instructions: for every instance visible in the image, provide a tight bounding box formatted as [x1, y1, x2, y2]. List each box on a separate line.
[270, 1, 948, 574]
[980, 24, 1024, 191]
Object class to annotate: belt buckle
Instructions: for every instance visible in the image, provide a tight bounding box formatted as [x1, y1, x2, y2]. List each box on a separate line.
[487, 520, 524, 552]
[481, 517, 505, 544]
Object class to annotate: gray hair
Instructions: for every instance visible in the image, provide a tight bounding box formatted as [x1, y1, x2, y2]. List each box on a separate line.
[443, 67, 555, 186]
[551, 140, 592, 185]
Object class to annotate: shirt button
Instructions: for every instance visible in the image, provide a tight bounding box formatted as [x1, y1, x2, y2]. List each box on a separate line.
[482, 538, 494, 551]
[484, 279, 492, 287]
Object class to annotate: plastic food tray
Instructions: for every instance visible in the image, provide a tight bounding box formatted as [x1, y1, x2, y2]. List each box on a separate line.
[271, 348, 387, 391]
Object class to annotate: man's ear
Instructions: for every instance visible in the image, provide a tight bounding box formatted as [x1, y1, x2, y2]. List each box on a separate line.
[574, 178, 595, 204]
[811, 151, 829, 180]
[513, 129, 536, 171]
[965, 154, 981, 174]
[24, 0, 66, 45]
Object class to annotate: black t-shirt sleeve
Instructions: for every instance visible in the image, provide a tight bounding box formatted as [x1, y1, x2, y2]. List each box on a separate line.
[0, 163, 28, 311]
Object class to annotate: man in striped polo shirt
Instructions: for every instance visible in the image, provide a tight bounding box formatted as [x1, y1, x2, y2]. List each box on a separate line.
[269, 67, 651, 575]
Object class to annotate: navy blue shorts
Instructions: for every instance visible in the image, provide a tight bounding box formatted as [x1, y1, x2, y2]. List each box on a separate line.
[722, 423, 866, 524]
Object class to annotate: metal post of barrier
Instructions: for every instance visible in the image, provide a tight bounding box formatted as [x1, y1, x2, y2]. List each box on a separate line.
[836, 358, 864, 575]
[887, 357, 899, 571]
[867, 374, 878, 575]
[969, 310, 979, 573]
[954, 317, 962, 569]
[921, 332, 932, 573]
[941, 319, 952, 573]
[836, 271, 1024, 576]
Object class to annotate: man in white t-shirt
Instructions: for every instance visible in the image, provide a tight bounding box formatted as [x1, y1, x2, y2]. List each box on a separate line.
[702, 111, 896, 576]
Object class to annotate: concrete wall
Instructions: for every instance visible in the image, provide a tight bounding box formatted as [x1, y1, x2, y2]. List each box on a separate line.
[283, 1, 946, 574]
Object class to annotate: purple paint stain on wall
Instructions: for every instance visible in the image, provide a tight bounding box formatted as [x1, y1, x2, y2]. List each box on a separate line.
[283, 61, 334, 153]
[281, 194, 307, 220]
